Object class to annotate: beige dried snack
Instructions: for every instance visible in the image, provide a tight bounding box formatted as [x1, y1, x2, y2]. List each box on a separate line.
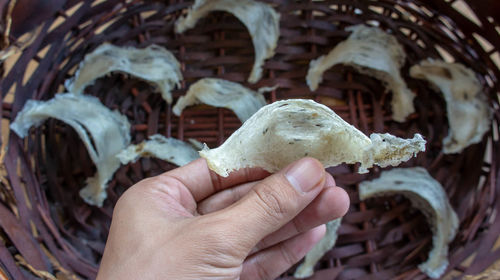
[10, 94, 131, 207]
[410, 59, 491, 154]
[173, 78, 273, 122]
[359, 167, 459, 279]
[117, 134, 200, 166]
[175, 0, 280, 83]
[200, 99, 425, 177]
[294, 218, 342, 278]
[65, 43, 182, 104]
[306, 25, 415, 122]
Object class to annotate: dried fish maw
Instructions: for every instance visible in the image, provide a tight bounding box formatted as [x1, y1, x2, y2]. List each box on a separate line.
[117, 134, 200, 166]
[359, 167, 459, 278]
[410, 59, 491, 153]
[173, 78, 272, 122]
[200, 99, 425, 177]
[65, 43, 182, 104]
[10, 94, 131, 207]
[306, 25, 415, 122]
[175, 0, 280, 83]
[294, 218, 342, 278]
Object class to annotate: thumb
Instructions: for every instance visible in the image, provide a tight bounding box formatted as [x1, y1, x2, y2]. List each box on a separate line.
[217, 157, 326, 252]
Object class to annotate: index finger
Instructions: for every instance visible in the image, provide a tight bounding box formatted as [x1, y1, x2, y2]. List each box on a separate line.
[163, 158, 270, 202]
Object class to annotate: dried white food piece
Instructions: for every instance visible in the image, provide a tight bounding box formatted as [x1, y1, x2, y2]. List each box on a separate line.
[117, 134, 200, 166]
[359, 167, 459, 279]
[175, 0, 280, 83]
[10, 94, 131, 207]
[294, 218, 342, 278]
[173, 78, 273, 122]
[188, 138, 205, 150]
[200, 99, 425, 177]
[65, 43, 182, 104]
[306, 25, 415, 122]
[410, 59, 491, 154]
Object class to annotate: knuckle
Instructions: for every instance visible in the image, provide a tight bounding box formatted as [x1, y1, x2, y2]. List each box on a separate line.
[114, 192, 136, 218]
[124, 177, 158, 197]
[140, 175, 185, 199]
[137, 176, 158, 187]
[254, 260, 274, 280]
[279, 242, 300, 266]
[290, 216, 303, 235]
[145, 175, 178, 189]
[252, 181, 289, 222]
[117, 182, 146, 205]
[254, 238, 269, 252]
[229, 187, 242, 204]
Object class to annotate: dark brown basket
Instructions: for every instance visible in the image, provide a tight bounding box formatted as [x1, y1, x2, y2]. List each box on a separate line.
[1, 0, 500, 279]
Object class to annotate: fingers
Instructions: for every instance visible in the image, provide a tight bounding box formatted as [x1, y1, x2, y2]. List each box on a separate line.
[217, 157, 326, 251]
[164, 158, 270, 202]
[241, 225, 326, 280]
[198, 180, 260, 214]
[199, 173, 335, 214]
[199, 172, 349, 254]
[251, 184, 349, 253]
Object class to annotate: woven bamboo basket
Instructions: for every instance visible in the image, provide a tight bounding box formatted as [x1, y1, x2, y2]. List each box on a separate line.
[1, 0, 500, 279]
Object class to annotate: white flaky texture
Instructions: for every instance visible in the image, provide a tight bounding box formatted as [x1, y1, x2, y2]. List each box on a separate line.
[117, 134, 200, 166]
[410, 59, 491, 154]
[64, 43, 182, 104]
[359, 167, 459, 279]
[306, 25, 415, 122]
[175, 0, 280, 83]
[10, 94, 131, 207]
[173, 78, 272, 122]
[294, 218, 342, 278]
[200, 99, 426, 177]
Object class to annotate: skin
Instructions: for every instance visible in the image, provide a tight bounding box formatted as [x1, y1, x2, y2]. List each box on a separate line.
[97, 157, 349, 280]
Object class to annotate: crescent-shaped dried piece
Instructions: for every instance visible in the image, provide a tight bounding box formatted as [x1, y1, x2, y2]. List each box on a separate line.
[410, 59, 491, 154]
[306, 25, 415, 122]
[173, 78, 273, 122]
[10, 94, 131, 207]
[188, 138, 205, 150]
[175, 0, 280, 83]
[65, 43, 182, 104]
[200, 99, 425, 177]
[359, 167, 459, 279]
[117, 134, 200, 166]
[294, 218, 342, 278]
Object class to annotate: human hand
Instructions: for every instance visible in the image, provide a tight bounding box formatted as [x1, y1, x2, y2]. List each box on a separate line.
[97, 157, 349, 280]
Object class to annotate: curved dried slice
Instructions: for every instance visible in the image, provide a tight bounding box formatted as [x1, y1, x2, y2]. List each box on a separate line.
[410, 59, 491, 154]
[200, 99, 425, 177]
[65, 43, 182, 104]
[306, 25, 415, 122]
[117, 134, 200, 166]
[188, 138, 205, 150]
[173, 78, 273, 122]
[175, 0, 280, 83]
[10, 94, 131, 207]
[359, 167, 459, 279]
[294, 218, 342, 278]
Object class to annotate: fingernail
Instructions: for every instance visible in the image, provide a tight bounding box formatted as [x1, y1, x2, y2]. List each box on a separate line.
[285, 158, 324, 193]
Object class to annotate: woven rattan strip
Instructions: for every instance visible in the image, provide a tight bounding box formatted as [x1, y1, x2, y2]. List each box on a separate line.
[1, 0, 500, 279]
